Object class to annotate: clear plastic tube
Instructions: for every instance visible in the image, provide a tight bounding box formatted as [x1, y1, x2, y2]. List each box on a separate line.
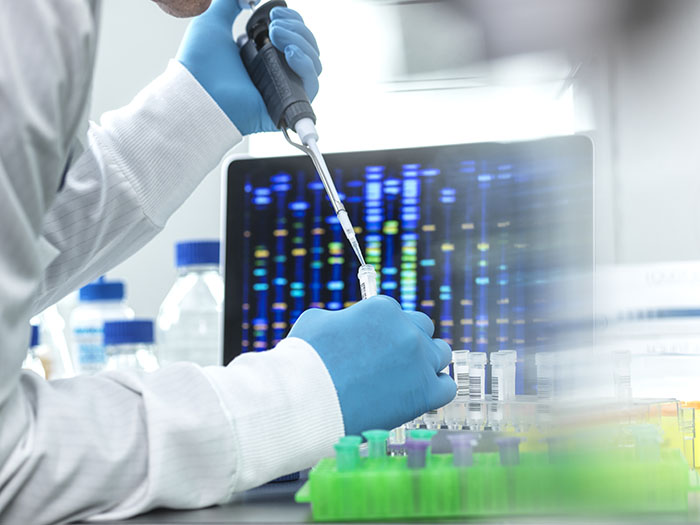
[490, 350, 517, 401]
[467, 352, 487, 429]
[358, 264, 378, 300]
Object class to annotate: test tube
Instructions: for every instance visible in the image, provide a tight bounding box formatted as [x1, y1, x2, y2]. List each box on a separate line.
[613, 350, 632, 401]
[423, 365, 450, 429]
[467, 352, 487, 429]
[334, 436, 362, 472]
[535, 352, 554, 401]
[496, 436, 522, 466]
[362, 429, 390, 459]
[358, 264, 378, 300]
[490, 350, 517, 401]
[447, 433, 478, 467]
[406, 439, 431, 469]
[406, 429, 437, 469]
[444, 399, 466, 430]
[452, 350, 470, 401]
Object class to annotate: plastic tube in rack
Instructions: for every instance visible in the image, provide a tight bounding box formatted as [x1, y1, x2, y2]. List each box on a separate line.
[362, 429, 390, 459]
[447, 433, 478, 467]
[334, 436, 362, 472]
[490, 350, 517, 401]
[452, 350, 470, 400]
[467, 352, 487, 429]
[496, 436, 522, 466]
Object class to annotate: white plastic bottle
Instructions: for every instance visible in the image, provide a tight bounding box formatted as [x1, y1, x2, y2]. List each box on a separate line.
[104, 320, 159, 372]
[33, 305, 74, 379]
[23, 325, 47, 378]
[69, 277, 134, 374]
[157, 240, 224, 367]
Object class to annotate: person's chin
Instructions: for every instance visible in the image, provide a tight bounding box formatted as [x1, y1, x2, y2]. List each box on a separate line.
[152, 0, 212, 18]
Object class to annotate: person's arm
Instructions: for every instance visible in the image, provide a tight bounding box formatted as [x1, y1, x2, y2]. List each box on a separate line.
[1, 2, 343, 523]
[2, 53, 344, 522]
[32, 59, 241, 312]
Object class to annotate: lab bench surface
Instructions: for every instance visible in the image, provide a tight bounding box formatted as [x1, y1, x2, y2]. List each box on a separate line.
[86, 473, 311, 524]
[81, 469, 697, 525]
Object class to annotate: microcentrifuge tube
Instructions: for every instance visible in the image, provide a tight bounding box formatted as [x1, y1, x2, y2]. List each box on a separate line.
[535, 352, 554, 401]
[406, 429, 437, 469]
[613, 350, 632, 401]
[447, 433, 478, 467]
[357, 264, 378, 300]
[362, 429, 390, 459]
[452, 350, 470, 400]
[423, 365, 449, 429]
[496, 436, 522, 466]
[490, 350, 517, 401]
[467, 352, 487, 429]
[334, 436, 362, 472]
[406, 438, 430, 469]
[444, 399, 466, 430]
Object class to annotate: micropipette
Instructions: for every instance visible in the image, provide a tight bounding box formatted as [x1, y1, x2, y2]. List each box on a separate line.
[237, 0, 366, 268]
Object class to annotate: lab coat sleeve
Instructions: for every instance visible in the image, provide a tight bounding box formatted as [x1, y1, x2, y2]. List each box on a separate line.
[32, 60, 242, 312]
[0, 4, 345, 522]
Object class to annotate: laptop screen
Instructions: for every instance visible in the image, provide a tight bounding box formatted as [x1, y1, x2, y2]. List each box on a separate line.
[224, 137, 593, 394]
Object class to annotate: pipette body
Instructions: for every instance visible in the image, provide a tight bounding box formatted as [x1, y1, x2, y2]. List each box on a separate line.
[239, 0, 367, 269]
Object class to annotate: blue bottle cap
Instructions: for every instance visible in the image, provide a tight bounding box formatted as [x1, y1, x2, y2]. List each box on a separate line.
[79, 277, 125, 302]
[103, 320, 154, 346]
[30, 325, 39, 348]
[175, 240, 220, 268]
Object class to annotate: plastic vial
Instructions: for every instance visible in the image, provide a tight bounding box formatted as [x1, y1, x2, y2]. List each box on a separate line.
[334, 436, 362, 472]
[496, 436, 522, 466]
[467, 352, 487, 428]
[447, 433, 478, 467]
[613, 350, 632, 400]
[444, 398, 466, 430]
[453, 350, 470, 400]
[357, 264, 378, 300]
[535, 352, 555, 401]
[423, 365, 450, 429]
[22, 325, 46, 378]
[490, 350, 517, 401]
[104, 320, 159, 372]
[406, 439, 430, 469]
[70, 277, 134, 374]
[34, 305, 74, 379]
[445, 352, 469, 430]
[362, 430, 390, 459]
[157, 240, 224, 366]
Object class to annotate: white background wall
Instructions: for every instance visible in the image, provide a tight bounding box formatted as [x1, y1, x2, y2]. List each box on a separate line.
[90, 0, 241, 320]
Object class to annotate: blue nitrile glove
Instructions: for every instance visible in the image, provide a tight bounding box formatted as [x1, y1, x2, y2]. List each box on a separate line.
[288, 295, 457, 436]
[177, 1, 322, 135]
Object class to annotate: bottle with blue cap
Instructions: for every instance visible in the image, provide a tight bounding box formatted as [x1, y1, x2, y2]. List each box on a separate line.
[22, 325, 47, 378]
[156, 240, 224, 366]
[104, 320, 159, 372]
[69, 276, 135, 374]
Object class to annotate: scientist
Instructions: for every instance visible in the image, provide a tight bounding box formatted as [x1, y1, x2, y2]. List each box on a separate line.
[0, 1, 456, 523]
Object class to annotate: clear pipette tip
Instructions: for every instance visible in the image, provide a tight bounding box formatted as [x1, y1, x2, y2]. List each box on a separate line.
[350, 239, 366, 266]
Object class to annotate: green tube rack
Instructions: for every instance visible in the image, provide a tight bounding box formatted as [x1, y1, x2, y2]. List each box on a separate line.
[295, 447, 693, 521]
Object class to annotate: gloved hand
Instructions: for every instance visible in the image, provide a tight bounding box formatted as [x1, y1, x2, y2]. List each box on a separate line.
[288, 296, 456, 436]
[177, 1, 322, 136]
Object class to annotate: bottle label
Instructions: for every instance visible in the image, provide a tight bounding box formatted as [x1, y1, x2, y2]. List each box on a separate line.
[73, 327, 105, 366]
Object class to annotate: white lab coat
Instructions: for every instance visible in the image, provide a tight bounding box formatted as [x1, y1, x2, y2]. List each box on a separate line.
[0, 2, 343, 524]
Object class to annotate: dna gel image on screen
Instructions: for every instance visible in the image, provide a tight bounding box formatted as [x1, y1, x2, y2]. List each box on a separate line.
[225, 138, 593, 393]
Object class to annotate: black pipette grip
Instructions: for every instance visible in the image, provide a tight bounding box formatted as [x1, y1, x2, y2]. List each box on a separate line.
[240, 0, 316, 130]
